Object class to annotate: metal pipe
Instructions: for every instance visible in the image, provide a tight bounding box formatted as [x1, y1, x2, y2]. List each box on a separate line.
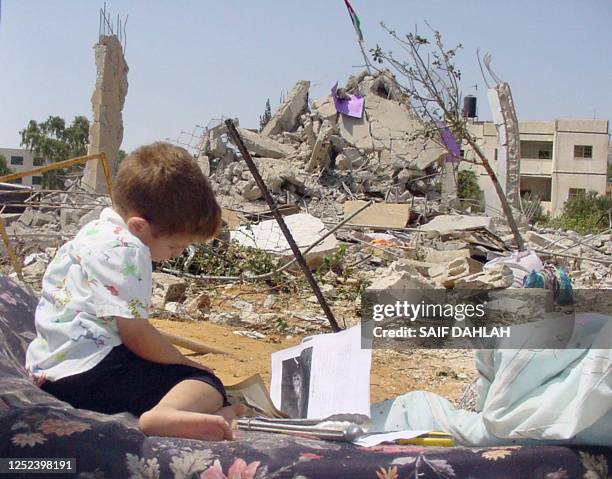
[225, 119, 340, 332]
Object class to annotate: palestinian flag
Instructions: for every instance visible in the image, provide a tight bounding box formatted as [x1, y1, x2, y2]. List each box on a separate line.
[344, 0, 363, 42]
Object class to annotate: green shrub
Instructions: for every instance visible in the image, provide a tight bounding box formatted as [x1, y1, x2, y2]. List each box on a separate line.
[551, 191, 612, 234]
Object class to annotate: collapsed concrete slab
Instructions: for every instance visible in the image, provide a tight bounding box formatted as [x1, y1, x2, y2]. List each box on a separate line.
[262, 80, 310, 136]
[230, 213, 338, 268]
[237, 128, 295, 159]
[419, 215, 492, 232]
[343, 201, 410, 229]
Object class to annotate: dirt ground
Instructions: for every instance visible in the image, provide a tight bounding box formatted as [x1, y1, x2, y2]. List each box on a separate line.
[152, 283, 477, 405]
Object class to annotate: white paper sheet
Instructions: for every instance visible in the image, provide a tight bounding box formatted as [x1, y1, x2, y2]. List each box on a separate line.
[270, 325, 372, 419]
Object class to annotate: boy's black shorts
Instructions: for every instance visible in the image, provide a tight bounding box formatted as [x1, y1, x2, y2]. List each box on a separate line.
[41, 344, 229, 417]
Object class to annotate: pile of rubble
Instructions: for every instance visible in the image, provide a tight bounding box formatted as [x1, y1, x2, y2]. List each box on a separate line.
[197, 70, 447, 220]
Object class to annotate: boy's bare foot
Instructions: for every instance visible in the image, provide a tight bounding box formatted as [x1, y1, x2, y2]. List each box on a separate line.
[217, 403, 247, 423]
[139, 406, 233, 441]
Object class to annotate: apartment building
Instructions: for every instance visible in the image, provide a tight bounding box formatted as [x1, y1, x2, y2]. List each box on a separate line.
[0, 147, 46, 188]
[465, 119, 609, 217]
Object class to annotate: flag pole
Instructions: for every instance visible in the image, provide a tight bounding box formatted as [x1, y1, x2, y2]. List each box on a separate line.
[357, 39, 372, 74]
[343, 0, 371, 74]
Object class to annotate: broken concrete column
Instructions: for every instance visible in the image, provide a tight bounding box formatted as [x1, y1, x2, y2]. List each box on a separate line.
[488, 82, 521, 210]
[440, 160, 459, 210]
[302, 115, 316, 147]
[306, 120, 335, 172]
[262, 80, 310, 136]
[82, 34, 129, 194]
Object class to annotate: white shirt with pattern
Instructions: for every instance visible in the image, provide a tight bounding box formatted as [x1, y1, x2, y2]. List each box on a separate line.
[26, 208, 152, 382]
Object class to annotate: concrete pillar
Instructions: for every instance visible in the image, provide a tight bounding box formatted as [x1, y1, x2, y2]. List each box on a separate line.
[487, 83, 521, 210]
[440, 159, 458, 210]
[82, 35, 129, 194]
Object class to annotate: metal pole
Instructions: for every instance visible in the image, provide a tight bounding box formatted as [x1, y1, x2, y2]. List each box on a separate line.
[357, 40, 372, 74]
[225, 119, 341, 332]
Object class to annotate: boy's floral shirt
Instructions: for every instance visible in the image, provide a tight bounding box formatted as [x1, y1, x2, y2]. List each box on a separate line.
[25, 207, 152, 382]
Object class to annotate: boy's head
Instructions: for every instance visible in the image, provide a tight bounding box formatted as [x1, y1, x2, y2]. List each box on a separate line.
[113, 142, 221, 261]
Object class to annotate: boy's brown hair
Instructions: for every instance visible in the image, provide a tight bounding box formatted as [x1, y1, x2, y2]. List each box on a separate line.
[113, 142, 221, 239]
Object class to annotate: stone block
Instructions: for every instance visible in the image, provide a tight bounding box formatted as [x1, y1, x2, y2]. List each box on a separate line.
[152, 272, 187, 309]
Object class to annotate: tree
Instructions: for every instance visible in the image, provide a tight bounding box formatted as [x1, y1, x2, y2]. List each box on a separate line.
[371, 22, 525, 250]
[259, 99, 272, 132]
[458, 169, 484, 212]
[0, 154, 13, 177]
[117, 149, 127, 165]
[20, 116, 89, 189]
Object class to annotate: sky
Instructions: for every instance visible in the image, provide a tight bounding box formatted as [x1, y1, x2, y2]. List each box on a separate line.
[1, 0, 611, 152]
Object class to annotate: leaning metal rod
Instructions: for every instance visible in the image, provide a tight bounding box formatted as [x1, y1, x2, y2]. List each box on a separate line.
[533, 248, 612, 266]
[225, 119, 340, 332]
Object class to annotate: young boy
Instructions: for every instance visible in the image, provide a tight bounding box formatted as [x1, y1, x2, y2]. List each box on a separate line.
[26, 142, 242, 441]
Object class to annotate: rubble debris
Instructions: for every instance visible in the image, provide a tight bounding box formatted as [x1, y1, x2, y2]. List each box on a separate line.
[233, 330, 266, 340]
[368, 260, 438, 290]
[430, 257, 484, 288]
[152, 272, 187, 309]
[184, 291, 212, 319]
[453, 264, 514, 289]
[203, 70, 452, 218]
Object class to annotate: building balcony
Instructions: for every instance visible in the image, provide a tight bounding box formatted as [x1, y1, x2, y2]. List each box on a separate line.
[520, 157, 552, 176]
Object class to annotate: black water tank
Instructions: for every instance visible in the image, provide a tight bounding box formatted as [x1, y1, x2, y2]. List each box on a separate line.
[463, 95, 477, 118]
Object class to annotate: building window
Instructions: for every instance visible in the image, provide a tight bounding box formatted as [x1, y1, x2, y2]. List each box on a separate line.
[568, 188, 586, 199]
[574, 145, 593, 158]
[32, 176, 43, 185]
[10, 178, 22, 184]
[10, 156, 23, 166]
[538, 150, 551, 159]
[33, 157, 44, 166]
